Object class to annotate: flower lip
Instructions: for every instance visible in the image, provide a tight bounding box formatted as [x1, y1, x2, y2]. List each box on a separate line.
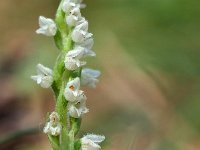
[69, 85, 75, 91]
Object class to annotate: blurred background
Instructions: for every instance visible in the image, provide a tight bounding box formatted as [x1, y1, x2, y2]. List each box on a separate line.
[1, 0, 200, 149]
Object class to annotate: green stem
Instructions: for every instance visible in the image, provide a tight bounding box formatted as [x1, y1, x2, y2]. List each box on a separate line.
[55, 80, 68, 148]
[70, 117, 81, 136]
[50, 0, 79, 149]
[52, 52, 65, 98]
[68, 110, 82, 150]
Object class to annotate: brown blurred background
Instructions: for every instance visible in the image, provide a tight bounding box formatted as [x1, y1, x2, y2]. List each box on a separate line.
[1, 0, 200, 150]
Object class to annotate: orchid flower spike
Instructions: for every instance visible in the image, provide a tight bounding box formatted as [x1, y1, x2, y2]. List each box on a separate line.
[43, 112, 62, 136]
[34, 0, 105, 148]
[81, 68, 101, 88]
[64, 77, 87, 102]
[31, 64, 53, 88]
[81, 134, 105, 150]
[36, 16, 57, 36]
[68, 99, 89, 118]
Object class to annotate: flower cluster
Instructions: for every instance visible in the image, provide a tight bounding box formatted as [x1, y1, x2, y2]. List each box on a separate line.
[64, 77, 88, 118]
[31, 0, 105, 149]
[64, 7, 96, 70]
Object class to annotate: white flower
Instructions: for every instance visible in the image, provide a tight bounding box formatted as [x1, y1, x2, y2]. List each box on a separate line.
[36, 16, 57, 36]
[81, 134, 105, 150]
[76, 37, 94, 50]
[69, 7, 81, 17]
[67, 46, 96, 58]
[66, 16, 88, 28]
[64, 77, 87, 102]
[43, 112, 62, 136]
[66, 15, 79, 26]
[72, 30, 86, 43]
[64, 56, 86, 70]
[31, 64, 53, 88]
[43, 122, 62, 136]
[62, 0, 85, 13]
[76, 20, 89, 31]
[66, 47, 85, 59]
[78, 46, 96, 57]
[64, 46, 95, 70]
[72, 29, 93, 43]
[81, 68, 101, 88]
[68, 99, 88, 118]
[62, 0, 76, 13]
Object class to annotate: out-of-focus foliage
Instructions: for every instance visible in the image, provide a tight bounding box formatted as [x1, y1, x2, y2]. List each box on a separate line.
[1, 0, 200, 150]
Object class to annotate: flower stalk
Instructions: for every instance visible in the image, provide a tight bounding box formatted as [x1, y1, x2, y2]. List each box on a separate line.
[31, 0, 105, 150]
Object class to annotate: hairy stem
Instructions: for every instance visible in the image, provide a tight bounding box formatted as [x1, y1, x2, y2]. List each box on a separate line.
[51, 0, 75, 149]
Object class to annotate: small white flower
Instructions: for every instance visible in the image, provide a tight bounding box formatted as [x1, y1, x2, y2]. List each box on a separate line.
[64, 46, 95, 71]
[81, 134, 105, 150]
[67, 77, 81, 91]
[72, 29, 93, 43]
[62, 0, 76, 13]
[69, 7, 81, 18]
[43, 122, 62, 136]
[72, 29, 86, 43]
[43, 112, 62, 136]
[64, 56, 86, 70]
[75, 20, 89, 31]
[76, 46, 96, 57]
[31, 64, 53, 88]
[62, 0, 86, 14]
[66, 15, 79, 26]
[67, 46, 96, 58]
[66, 47, 85, 59]
[68, 99, 88, 118]
[81, 68, 101, 88]
[36, 16, 57, 36]
[64, 77, 87, 102]
[76, 37, 94, 50]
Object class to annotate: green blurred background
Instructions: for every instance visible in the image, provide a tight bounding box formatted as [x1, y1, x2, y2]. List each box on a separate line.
[1, 0, 200, 149]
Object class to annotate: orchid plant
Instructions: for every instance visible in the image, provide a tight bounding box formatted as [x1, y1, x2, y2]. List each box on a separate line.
[31, 0, 105, 149]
